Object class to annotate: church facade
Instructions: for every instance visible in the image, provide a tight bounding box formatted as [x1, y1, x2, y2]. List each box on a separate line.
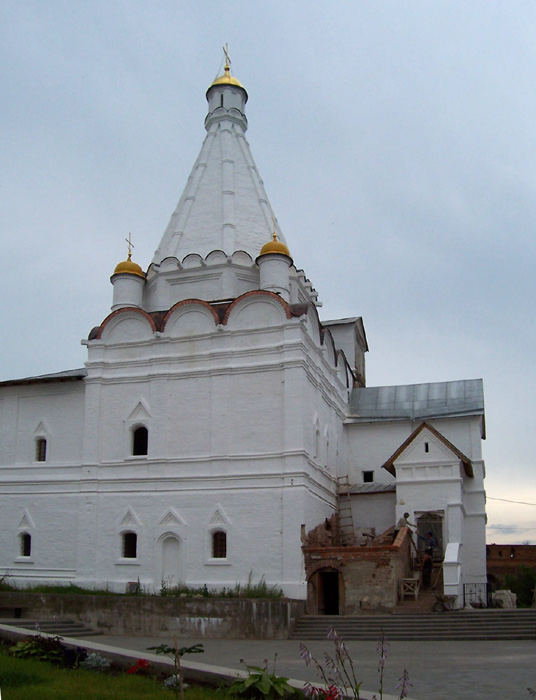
[0, 62, 487, 609]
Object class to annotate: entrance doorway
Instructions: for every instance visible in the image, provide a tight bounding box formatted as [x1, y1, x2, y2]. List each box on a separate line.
[417, 512, 444, 561]
[319, 571, 339, 614]
[308, 567, 342, 615]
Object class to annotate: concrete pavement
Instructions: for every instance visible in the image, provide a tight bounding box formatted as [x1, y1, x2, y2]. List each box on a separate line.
[96, 634, 536, 700]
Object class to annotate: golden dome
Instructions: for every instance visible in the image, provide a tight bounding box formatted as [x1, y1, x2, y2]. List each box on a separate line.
[259, 231, 291, 257]
[113, 253, 145, 278]
[209, 63, 245, 90]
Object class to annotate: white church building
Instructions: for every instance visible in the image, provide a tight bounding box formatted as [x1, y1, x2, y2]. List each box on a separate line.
[0, 61, 487, 610]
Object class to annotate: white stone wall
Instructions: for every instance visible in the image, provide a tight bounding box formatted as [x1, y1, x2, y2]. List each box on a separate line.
[350, 492, 396, 536]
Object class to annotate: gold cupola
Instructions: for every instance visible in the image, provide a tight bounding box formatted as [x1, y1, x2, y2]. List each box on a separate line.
[205, 47, 248, 130]
[259, 231, 291, 258]
[209, 62, 245, 90]
[257, 229, 292, 303]
[110, 238, 145, 311]
[113, 252, 145, 278]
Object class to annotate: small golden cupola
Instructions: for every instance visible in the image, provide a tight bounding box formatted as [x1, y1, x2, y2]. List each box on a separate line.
[257, 228, 293, 303]
[110, 237, 145, 311]
[259, 231, 291, 258]
[113, 252, 145, 278]
[210, 61, 246, 90]
[205, 46, 248, 132]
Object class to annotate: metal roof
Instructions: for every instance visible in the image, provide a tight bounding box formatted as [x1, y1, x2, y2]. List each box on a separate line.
[348, 379, 484, 422]
[0, 368, 87, 387]
[350, 483, 396, 494]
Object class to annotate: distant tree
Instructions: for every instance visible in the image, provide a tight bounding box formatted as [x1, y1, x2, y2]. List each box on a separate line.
[502, 565, 536, 607]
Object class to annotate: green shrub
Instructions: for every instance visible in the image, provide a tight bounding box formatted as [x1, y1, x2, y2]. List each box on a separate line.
[502, 565, 536, 607]
[9, 635, 87, 668]
[230, 658, 296, 699]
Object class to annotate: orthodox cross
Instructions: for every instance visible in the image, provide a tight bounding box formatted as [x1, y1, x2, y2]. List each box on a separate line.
[223, 43, 231, 69]
[272, 216, 278, 241]
[125, 232, 134, 260]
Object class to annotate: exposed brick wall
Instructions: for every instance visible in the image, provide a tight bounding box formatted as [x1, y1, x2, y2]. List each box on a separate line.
[487, 544, 536, 580]
[303, 523, 413, 612]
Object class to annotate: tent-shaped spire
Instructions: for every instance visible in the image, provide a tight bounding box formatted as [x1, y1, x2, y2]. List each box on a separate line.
[152, 59, 288, 264]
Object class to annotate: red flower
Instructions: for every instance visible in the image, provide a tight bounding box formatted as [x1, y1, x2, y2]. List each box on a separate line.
[127, 658, 151, 674]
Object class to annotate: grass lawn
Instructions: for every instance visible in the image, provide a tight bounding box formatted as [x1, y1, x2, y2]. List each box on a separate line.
[0, 650, 235, 699]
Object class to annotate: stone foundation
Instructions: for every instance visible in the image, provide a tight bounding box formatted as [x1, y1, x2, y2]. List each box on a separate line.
[0, 592, 305, 639]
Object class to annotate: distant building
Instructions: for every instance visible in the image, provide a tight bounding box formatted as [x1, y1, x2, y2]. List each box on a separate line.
[487, 544, 536, 585]
[0, 61, 487, 611]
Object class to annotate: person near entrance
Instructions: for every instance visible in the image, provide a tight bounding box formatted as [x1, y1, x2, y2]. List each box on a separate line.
[393, 512, 415, 542]
[423, 530, 437, 556]
[421, 550, 433, 589]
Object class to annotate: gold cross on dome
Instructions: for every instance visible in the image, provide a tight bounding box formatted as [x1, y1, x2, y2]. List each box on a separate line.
[272, 216, 278, 241]
[223, 43, 231, 69]
[125, 232, 134, 260]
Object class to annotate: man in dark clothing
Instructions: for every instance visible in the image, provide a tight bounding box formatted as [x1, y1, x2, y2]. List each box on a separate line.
[422, 551, 433, 589]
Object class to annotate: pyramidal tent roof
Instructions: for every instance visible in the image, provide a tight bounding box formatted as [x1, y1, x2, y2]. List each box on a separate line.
[152, 67, 287, 264]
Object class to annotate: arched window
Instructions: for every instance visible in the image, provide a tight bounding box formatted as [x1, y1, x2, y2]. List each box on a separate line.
[35, 438, 47, 462]
[20, 532, 31, 557]
[122, 531, 137, 558]
[132, 427, 148, 456]
[212, 530, 227, 559]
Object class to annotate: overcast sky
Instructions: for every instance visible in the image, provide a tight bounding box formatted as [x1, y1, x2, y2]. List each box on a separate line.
[1, 1, 535, 543]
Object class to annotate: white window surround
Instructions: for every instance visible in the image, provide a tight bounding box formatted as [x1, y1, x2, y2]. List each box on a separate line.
[124, 400, 152, 460]
[204, 505, 232, 565]
[116, 530, 139, 564]
[206, 528, 230, 566]
[32, 420, 50, 463]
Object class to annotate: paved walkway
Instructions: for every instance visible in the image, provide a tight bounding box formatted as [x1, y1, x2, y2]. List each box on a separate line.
[97, 634, 536, 700]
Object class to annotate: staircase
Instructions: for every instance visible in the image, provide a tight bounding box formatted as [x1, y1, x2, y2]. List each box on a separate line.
[0, 618, 101, 638]
[290, 609, 536, 641]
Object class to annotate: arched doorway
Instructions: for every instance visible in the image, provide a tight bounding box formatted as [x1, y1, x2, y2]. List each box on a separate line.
[160, 535, 182, 587]
[416, 512, 444, 561]
[308, 567, 343, 615]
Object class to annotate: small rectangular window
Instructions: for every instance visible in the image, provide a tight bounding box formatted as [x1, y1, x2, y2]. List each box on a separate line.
[363, 471, 374, 483]
[132, 427, 148, 456]
[212, 531, 227, 558]
[20, 533, 31, 557]
[35, 438, 47, 462]
[424, 442, 429, 453]
[122, 532, 137, 558]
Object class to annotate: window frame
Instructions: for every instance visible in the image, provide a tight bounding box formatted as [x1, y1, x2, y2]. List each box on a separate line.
[35, 437, 47, 462]
[121, 531, 138, 560]
[19, 532, 32, 558]
[131, 425, 148, 457]
[211, 530, 227, 559]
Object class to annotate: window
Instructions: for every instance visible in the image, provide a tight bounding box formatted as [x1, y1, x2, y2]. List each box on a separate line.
[212, 530, 227, 559]
[424, 442, 429, 453]
[132, 427, 148, 456]
[122, 532, 137, 558]
[20, 532, 31, 557]
[35, 438, 47, 462]
[363, 471, 374, 483]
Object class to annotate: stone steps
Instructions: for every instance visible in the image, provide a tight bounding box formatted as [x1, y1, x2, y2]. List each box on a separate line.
[290, 610, 536, 641]
[0, 618, 102, 638]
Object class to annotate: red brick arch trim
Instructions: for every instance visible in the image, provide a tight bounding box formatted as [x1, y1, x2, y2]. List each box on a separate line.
[96, 307, 158, 339]
[162, 299, 220, 331]
[222, 290, 292, 325]
[306, 559, 346, 580]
